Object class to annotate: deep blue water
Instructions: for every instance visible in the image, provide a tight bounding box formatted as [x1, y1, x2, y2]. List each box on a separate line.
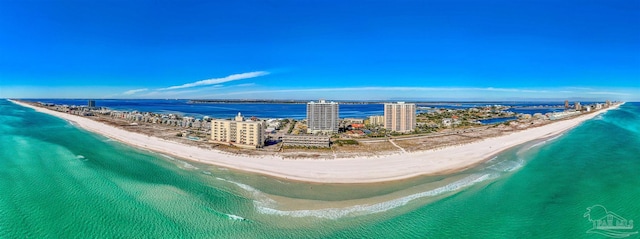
[478, 117, 518, 124]
[28, 99, 574, 119]
[28, 99, 386, 119]
[508, 108, 562, 115]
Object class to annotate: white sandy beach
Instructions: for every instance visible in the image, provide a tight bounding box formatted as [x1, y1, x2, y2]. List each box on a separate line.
[10, 99, 619, 183]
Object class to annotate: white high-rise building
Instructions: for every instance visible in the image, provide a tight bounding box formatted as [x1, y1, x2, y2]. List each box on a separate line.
[306, 99, 339, 134]
[384, 102, 416, 133]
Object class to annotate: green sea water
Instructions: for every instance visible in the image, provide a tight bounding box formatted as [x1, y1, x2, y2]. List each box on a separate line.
[1, 100, 639, 238]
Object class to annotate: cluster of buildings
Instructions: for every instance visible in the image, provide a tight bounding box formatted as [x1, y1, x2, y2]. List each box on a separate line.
[45, 99, 100, 116]
[209, 100, 418, 149]
[46, 98, 616, 150]
[50, 104, 95, 116]
[303, 100, 417, 134]
[39, 99, 419, 149]
[548, 111, 582, 120]
[41, 101, 213, 141]
[208, 99, 341, 149]
[550, 100, 615, 120]
[109, 111, 211, 129]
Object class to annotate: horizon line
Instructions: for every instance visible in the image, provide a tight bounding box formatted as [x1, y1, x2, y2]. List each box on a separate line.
[6, 98, 627, 103]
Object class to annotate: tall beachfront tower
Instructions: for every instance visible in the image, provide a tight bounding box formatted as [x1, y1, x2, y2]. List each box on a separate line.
[384, 102, 416, 133]
[306, 99, 339, 134]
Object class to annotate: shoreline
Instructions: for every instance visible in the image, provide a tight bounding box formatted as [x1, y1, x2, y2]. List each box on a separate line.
[9, 99, 621, 184]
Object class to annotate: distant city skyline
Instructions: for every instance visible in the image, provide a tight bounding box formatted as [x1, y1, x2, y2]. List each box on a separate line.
[1, 1, 638, 101]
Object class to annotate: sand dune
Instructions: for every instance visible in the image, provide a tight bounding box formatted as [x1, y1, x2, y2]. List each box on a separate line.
[10, 99, 619, 183]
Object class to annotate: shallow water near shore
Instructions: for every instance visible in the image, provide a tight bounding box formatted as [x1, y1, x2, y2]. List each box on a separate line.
[1, 100, 639, 238]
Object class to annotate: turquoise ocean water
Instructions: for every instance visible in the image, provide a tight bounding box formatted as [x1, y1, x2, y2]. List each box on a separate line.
[1, 100, 639, 238]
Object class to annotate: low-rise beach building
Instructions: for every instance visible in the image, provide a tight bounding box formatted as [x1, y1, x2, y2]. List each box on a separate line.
[343, 118, 364, 124]
[548, 111, 581, 120]
[282, 135, 331, 148]
[595, 103, 603, 110]
[211, 113, 265, 148]
[442, 118, 453, 127]
[367, 115, 385, 126]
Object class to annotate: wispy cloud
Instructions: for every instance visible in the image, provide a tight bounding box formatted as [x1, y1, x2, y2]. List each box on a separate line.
[122, 88, 148, 95]
[586, 91, 631, 96]
[150, 85, 225, 97]
[160, 71, 269, 90]
[214, 86, 552, 96]
[566, 87, 594, 90]
[484, 87, 549, 93]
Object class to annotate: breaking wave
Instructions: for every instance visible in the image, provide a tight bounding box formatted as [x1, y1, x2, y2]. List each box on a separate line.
[76, 155, 88, 161]
[487, 158, 524, 172]
[215, 177, 276, 207]
[181, 162, 199, 170]
[216, 139, 548, 220]
[255, 173, 494, 219]
[159, 154, 176, 161]
[225, 214, 247, 221]
[524, 133, 563, 151]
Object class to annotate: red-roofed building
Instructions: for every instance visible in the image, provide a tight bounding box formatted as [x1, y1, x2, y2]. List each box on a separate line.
[350, 123, 365, 129]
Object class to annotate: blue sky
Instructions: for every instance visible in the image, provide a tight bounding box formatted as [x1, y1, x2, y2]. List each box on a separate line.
[0, 0, 638, 101]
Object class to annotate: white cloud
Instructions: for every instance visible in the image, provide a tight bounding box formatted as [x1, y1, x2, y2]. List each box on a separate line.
[214, 86, 553, 96]
[160, 71, 269, 90]
[566, 87, 594, 90]
[586, 91, 631, 96]
[157, 85, 225, 96]
[122, 88, 148, 95]
[201, 86, 636, 101]
[484, 87, 549, 93]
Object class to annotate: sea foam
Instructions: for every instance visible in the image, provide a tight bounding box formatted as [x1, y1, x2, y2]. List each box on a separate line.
[255, 173, 495, 219]
[226, 214, 247, 221]
[76, 155, 88, 161]
[215, 177, 277, 206]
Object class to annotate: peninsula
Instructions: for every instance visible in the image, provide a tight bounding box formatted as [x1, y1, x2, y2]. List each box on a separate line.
[9, 99, 621, 183]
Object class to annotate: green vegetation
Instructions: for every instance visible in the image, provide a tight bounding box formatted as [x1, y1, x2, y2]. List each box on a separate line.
[333, 139, 359, 146]
[416, 106, 514, 129]
[287, 120, 297, 134]
[361, 127, 387, 137]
